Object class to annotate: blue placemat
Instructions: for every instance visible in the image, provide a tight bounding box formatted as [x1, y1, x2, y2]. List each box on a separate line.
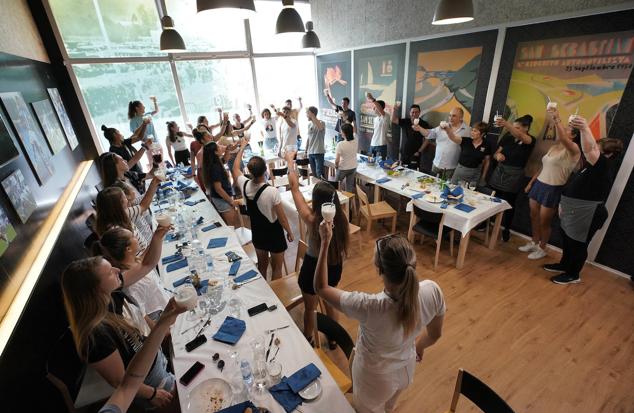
[212, 316, 246, 345]
[234, 270, 259, 284]
[454, 203, 476, 213]
[166, 258, 188, 272]
[411, 192, 424, 200]
[201, 223, 220, 232]
[207, 237, 228, 249]
[161, 253, 182, 265]
[375, 177, 391, 184]
[228, 260, 241, 276]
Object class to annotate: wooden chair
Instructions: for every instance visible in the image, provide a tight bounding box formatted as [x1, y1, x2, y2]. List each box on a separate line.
[341, 190, 357, 222]
[313, 312, 354, 394]
[268, 161, 290, 188]
[348, 222, 362, 251]
[45, 329, 89, 413]
[446, 369, 515, 413]
[356, 184, 397, 233]
[407, 205, 453, 270]
[296, 157, 311, 186]
[269, 240, 308, 310]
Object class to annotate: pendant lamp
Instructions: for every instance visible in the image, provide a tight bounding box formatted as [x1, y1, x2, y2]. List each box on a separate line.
[301, 21, 321, 49]
[197, 0, 256, 19]
[275, 0, 305, 35]
[160, 16, 186, 53]
[432, 0, 474, 25]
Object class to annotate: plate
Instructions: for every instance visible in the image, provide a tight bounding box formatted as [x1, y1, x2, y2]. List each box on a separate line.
[423, 194, 443, 203]
[298, 378, 322, 400]
[187, 378, 233, 413]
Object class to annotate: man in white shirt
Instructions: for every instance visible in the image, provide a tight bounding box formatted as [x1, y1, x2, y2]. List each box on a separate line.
[414, 107, 470, 179]
[367, 93, 390, 159]
[277, 106, 298, 155]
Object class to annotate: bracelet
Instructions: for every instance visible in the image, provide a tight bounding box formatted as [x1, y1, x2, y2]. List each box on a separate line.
[148, 386, 157, 401]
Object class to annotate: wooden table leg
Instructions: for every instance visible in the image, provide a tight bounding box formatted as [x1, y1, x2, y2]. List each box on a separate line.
[456, 231, 471, 269]
[488, 212, 503, 249]
[374, 184, 381, 202]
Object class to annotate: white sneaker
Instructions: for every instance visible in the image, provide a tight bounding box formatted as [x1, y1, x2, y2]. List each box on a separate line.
[518, 241, 537, 252]
[528, 246, 547, 260]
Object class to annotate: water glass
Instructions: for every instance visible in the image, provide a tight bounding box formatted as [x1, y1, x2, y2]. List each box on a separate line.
[252, 360, 268, 398]
[267, 361, 282, 386]
[207, 277, 225, 313]
[250, 335, 266, 362]
[228, 297, 242, 318]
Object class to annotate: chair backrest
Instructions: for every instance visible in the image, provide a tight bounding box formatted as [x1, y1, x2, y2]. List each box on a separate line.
[355, 184, 370, 214]
[296, 158, 310, 166]
[475, 185, 495, 196]
[413, 205, 446, 239]
[46, 328, 87, 412]
[294, 239, 308, 273]
[327, 180, 339, 190]
[449, 369, 515, 413]
[315, 312, 355, 359]
[272, 166, 288, 177]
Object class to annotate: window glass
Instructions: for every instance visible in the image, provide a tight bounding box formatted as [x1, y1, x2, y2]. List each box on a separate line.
[73, 63, 182, 152]
[254, 56, 316, 138]
[49, 0, 162, 58]
[176, 59, 255, 128]
[165, 0, 247, 52]
[249, 1, 312, 53]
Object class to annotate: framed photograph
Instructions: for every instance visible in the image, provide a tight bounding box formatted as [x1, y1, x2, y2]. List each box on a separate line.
[316, 51, 352, 143]
[47, 88, 79, 150]
[0, 204, 17, 257]
[0, 112, 20, 168]
[32, 99, 67, 154]
[0, 92, 55, 185]
[2, 169, 37, 224]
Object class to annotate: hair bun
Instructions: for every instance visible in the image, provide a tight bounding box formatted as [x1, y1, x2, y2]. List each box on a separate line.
[524, 115, 533, 122]
[101, 125, 107, 131]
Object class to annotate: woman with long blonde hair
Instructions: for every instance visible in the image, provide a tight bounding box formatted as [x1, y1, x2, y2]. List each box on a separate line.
[62, 251, 178, 411]
[314, 224, 445, 413]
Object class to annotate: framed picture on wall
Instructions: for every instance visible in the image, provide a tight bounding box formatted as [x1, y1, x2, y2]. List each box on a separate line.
[32, 99, 67, 154]
[0, 203, 17, 257]
[316, 51, 352, 144]
[47, 88, 79, 150]
[0, 92, 55, 185]
[2, 169, 37, 224]
[0, 112, 20, 168]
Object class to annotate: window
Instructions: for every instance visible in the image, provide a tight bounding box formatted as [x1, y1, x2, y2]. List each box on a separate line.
[73, 63, 181, 149]
[249, 1, 312, 53]
[165, 0, 247, 52]
[255, 56, 316, 137]
[49, 0, 162, 58]
[176, 59, 255, 124]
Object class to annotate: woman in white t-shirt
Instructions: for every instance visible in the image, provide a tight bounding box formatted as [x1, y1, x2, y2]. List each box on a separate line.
[260, 108, 279, 152]
[335, 123, 358, 191]
[314, 224, 445, 413]
[165, 121, 193, 166]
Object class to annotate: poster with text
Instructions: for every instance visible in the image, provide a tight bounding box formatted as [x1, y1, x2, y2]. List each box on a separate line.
[410, 46, 483, 126]
[316, 51, 352, 145]
[505, 31, 634, 174]
[354, 44, 406, 154]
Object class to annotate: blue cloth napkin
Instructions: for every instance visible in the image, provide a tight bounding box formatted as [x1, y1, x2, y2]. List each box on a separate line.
[491, 197, 501, 203]
[375, 177, 391, 184]
[234, 270, 258, 284]
[208, 237, 228, 249]
[183, 167, 192, 175]
[441, 185, 464, 199]
[184, 199, 204, 207]
[411, 192, 424, 200]
[166, 258, 188, 273]
[286, 363, 321, 393]
[217, 401, 257, 413]
[454, 203, 476, 213]
[269, 379, 303, 413]
[165, 233, 182, 242]
[159, 181, 173, 189]
[196, 279, 209, 295]
[172, 274, 192, 287]
[201, 223, 220, 232]
[228, 260, 241, 276]
[440, 201, 449, 209]
[161, 253, 182, 265]
[212, 316, 246, 345]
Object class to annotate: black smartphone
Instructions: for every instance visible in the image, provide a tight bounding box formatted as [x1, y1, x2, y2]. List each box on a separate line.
[213, 221, 222, 228]
[248, 303, 268, 317]
[185, 334, 207, 352]
[179, 361, 205, 386]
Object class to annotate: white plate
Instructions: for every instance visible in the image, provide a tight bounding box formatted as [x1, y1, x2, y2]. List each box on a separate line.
[298, 378, 322, 400]
[423, 194, 443, 203]
[187, 378, 233, 413]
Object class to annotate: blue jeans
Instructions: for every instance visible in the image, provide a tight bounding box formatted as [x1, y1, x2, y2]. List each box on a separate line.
[309, 153, 325, 179]
[370, 145, 387, 159]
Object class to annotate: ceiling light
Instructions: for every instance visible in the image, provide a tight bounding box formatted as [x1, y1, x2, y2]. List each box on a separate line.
[197, 0, 256, 20]
[432, 0, 474, 25]
[275, 0, 305, 35]
[302, 21, 321, 49]
[160, 16, 186, 53]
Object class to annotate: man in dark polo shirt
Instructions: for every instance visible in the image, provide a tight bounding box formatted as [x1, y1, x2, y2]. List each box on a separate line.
[392, 102, 431, 170]
[326, 91, 356, 143]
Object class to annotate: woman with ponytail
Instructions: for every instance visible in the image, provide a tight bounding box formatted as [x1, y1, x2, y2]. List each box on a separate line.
[62, 254, 178, 411]
[101, 120, 150, 176]
[314, 224, 445, 413]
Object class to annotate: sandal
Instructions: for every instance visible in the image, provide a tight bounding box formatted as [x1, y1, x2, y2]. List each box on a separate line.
[304, 334, 315, 348]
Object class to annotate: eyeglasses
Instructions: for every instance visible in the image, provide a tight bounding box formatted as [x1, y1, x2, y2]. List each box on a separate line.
[375, 233, 403, 272]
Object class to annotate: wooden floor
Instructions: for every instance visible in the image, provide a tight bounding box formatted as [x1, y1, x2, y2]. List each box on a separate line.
[287, 214, 634, 413]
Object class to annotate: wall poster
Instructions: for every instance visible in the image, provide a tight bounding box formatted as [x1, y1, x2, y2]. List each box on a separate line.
[316, 51, 352, 146]
[354, 43, 406, 155]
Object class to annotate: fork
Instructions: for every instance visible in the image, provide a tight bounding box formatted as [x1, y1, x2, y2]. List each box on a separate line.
[265, 325, 289, 334]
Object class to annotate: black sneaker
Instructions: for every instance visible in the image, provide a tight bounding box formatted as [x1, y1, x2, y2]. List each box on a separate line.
[543, 263, 565, 273]
[550, 273, 581, 285]
[502, 228, 510, 242]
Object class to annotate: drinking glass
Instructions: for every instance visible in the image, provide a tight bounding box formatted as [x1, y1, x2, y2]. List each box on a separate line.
[267, 361, 282, 386]
[250, 335, 266, 362]
[252, 360, 268, 399]
[207, 277, 225, 314]
[468, 181, 477, 191]
[228, 296, 242, 319]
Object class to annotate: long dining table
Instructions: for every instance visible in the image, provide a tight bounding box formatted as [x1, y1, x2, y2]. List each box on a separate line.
[323, 154, 511, 269]
[151, 183, 354, 413]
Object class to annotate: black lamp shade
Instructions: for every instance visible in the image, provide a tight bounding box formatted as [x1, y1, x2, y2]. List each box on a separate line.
[275, 0, 305, 34]
[160, 16, 186, 53]
[432, 0, 474, 25]
[197, 0, 256, 19]
[302, 21, 320, 48]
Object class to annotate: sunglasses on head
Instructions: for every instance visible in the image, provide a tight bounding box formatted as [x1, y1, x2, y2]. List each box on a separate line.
[375, 233, 404, 272]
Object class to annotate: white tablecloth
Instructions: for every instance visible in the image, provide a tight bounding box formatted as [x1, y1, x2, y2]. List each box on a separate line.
[152, 191, 354, 413]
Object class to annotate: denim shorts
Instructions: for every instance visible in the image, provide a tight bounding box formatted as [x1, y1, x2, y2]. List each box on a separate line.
[140, 351, 175, 408]
[211, 197, 233, 213]
[529, 180, 563, 208]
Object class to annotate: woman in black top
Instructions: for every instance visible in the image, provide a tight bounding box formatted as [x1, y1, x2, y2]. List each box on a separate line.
[99, 152, 153, 195]
[488, 115, 536, 241]
[445, 121, 492, 186]
[545, 116, 623, 284]
[201, 141, 240, 226]
[102, 121, 150, 176]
